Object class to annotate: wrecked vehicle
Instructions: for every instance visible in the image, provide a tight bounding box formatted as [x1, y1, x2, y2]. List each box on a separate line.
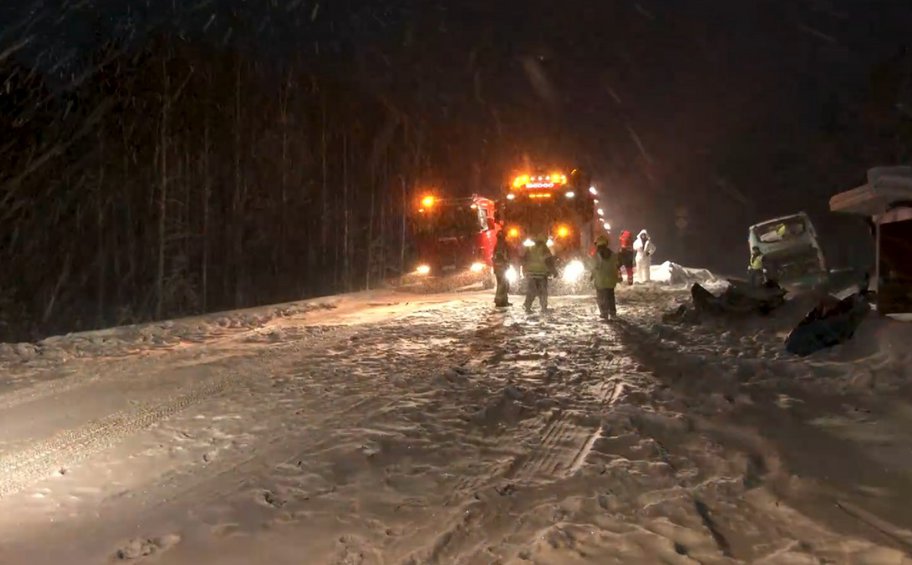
[663, 280, 787, 323]
[692, 279, 787, 317]
[785, 292, 871, 356]
[748, 212, 828, 289]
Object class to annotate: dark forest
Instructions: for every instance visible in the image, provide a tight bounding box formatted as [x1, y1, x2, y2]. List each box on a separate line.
[1, 1, 910, 342]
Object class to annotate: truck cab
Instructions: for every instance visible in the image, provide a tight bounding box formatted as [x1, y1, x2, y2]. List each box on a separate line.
[499, 169, 598, 284]
[412, 194, 499, 277]
[748, 212, 827, 288]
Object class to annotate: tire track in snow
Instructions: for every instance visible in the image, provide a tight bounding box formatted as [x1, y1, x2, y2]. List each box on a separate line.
[0, 315, 339, 415]
[445, 315, 632, 506]
[506, 378, 625, 483]
[412, 315, 636, 563]
[0, 320, 407, 560]
[0, 322, 365, 500]
[142, 391, 390, 512]
[0, 370, 238, 498]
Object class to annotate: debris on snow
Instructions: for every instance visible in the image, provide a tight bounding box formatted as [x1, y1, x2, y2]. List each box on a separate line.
[785, 292, 871, 356]
[114, 534, 181, 561]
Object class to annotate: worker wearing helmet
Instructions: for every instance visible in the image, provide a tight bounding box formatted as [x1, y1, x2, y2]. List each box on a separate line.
[590, 236, 619, 320]
[748, 246, 765, 287]
[492, 230, 512, 307]
[522, 234, 554, 313]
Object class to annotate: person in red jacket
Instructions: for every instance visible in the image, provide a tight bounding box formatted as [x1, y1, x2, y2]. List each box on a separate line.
[617, 230, 635, 286]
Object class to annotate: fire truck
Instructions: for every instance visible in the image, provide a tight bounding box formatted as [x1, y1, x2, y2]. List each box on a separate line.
[498, 168, 606, 286]
[410, 193, 500, 283]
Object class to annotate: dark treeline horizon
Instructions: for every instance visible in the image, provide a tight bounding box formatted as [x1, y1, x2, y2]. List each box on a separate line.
[1, 32, 445, 342]
[1, 1, 911, 342]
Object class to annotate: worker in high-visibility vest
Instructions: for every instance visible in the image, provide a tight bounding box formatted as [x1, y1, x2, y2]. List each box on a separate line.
[748, 246, 765, 286]
[590, 235, 620, 320]
[522, 235, 553, 313]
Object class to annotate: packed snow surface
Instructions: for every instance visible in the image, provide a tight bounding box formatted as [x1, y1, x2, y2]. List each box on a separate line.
[0, 276, 911, 564]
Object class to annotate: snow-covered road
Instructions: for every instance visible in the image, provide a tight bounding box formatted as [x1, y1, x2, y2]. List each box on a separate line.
[0, 285, 911, 564]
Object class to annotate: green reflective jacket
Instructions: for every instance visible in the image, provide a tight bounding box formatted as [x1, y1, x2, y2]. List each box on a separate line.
[523, 244, 552, 276]
[750, 253, 763, 270]
[590, 248, 619, 289]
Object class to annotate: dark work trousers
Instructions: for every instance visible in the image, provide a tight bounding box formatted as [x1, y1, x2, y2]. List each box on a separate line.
[748, 268, 764, 287]
[596, 288, 617, 318]
[619, 249, 635, 285]
[524, 277, 549, 311]
[494, 268, 510, 306]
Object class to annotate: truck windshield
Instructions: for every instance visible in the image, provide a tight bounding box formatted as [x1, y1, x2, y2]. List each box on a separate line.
[416, 206, 479, 237]
[754, 217, 808, 243]
[505, 199, 582, 233]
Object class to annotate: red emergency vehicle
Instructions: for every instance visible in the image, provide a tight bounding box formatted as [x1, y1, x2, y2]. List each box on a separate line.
[411, 194, 500, 277]
[499, 168, 604, 283]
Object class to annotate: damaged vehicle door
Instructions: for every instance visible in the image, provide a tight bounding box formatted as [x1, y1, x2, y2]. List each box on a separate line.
[748, 212, 827, 288]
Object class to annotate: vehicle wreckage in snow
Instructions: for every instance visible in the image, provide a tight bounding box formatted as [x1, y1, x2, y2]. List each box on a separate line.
[662, 279, 787, 324]
[748, 212, 828, 289]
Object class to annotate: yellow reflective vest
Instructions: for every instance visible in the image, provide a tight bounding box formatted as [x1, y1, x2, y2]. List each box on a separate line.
[750, 253, 764, 271]
[523, 244, 552, 277]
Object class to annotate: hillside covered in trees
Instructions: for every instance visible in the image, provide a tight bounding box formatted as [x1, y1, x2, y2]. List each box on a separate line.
[1, 1, 910, 342]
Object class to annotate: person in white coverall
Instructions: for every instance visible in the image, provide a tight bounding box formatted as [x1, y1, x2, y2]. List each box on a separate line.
[633, 229, 656, 283]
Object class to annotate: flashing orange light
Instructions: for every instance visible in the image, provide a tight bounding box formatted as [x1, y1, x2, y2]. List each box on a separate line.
[555, 224, 571, 238]
[528, 192, 553, 199]
[420, 195, 436, 208]
[512, 175, 530, 189]
[506, 227, 521, 239]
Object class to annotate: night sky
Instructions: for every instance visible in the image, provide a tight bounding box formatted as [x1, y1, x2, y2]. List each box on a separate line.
[4, 0, 912, 271]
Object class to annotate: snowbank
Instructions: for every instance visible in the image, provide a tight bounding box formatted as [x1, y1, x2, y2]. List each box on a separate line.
[805, 314, 912, 392]
[650, 261, 720, 286]
[0, 298, 340, 364]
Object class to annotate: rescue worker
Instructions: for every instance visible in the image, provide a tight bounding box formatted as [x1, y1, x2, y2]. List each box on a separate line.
[633, 229, 656, 283]
[748, 245, 765, 287]
[776, 223, 787, 240]
[590, 235, 619, 320]
[522, 234, 553, 313]
[617, 229, 635, 286]
[492, 230, 512, 307]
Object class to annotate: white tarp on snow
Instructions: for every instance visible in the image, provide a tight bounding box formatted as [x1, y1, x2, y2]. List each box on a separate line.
[650, 261, 719, 286]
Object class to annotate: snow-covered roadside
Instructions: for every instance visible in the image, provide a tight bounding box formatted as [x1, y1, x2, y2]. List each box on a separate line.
[0, 278, 909, 563]
[643, 286, 912, 560]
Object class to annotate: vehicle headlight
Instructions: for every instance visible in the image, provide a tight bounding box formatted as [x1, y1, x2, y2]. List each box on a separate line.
[416, 264, 431, 275]
[562, 260, 585, 283]
[505, 266, 518, 284]
[522, 238, 535, 247]
[470, 262, 485, 273]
